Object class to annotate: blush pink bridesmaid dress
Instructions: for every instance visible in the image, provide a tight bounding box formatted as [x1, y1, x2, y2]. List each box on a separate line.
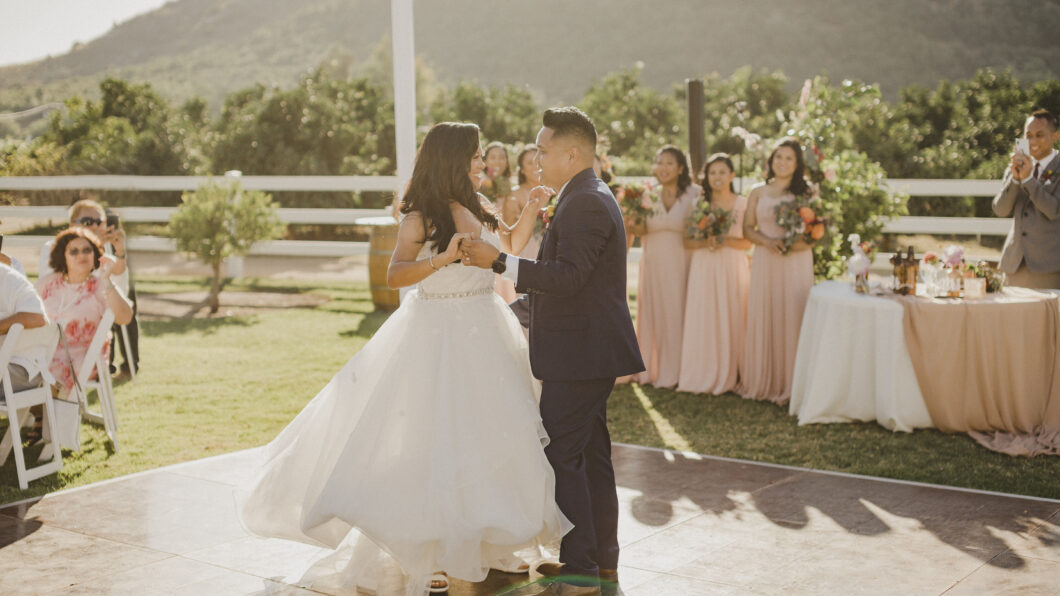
[739, 191, 814, 404]
[634, 184, 699, 388]
[677, 195, 750, 395]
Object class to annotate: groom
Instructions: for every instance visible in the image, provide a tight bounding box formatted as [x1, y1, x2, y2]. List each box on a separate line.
[461, 107, 644, 595]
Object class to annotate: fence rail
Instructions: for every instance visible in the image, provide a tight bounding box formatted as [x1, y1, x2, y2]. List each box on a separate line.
[0, 175, 1011, 257]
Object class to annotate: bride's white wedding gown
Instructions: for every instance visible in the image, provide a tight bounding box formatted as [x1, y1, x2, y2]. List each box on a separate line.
[238, 227, 569, 595]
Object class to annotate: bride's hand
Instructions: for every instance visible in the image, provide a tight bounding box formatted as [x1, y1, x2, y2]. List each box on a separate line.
[529, 185, 555, 206]
[441, 233, 471, 266]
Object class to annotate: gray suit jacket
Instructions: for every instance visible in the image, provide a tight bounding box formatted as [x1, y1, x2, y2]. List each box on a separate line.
[992, 152, 1060, 274]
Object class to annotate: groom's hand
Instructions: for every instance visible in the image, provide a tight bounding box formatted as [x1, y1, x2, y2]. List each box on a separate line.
[461, 238, 500, 268]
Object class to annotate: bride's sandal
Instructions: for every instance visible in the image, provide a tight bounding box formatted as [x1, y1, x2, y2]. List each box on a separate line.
[427, 572, 449, 593]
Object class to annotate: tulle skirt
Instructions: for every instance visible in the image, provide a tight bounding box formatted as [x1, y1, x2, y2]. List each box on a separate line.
[238, 289, 569, 595]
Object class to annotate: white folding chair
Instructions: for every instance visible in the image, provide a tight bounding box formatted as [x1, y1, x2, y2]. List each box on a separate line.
[0, 323, 63, 489]
[66, 309, 120, 453]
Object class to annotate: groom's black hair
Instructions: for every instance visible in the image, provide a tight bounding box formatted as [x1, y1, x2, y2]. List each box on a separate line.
[543, 107, 597, 152]
[1030, 109, 1058, 131]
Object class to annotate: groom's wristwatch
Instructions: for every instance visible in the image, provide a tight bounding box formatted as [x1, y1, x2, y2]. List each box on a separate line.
[491, 252, 508, 274]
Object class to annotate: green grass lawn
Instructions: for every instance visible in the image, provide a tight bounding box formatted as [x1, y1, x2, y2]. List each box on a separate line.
[1, 276, 1057, 504]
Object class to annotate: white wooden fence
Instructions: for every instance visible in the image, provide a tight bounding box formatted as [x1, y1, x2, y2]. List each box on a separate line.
[0, 175, 1008, 258]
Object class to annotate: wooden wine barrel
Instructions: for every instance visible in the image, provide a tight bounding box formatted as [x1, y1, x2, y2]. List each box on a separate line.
[358, 216, 401, 311]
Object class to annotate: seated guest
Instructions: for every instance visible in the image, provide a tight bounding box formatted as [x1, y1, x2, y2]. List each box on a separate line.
[39, 197, 129, 285]
[35, 228, 132, 396]
[39, 197, 138, 375]
[0, 252, 25, 277]
[993, 109, 1060, 289]
[1, 263, 49, 441]
[0, 219, 26, 276]
[1, 263, 49, 394]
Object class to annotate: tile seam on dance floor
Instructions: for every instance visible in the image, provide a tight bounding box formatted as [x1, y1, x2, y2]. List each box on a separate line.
[2, 443, 1056, 517]
[0, 447, 258, 511]
[612, 442, 1060, 504]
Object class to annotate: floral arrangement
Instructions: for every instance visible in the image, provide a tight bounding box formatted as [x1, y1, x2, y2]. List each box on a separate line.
[616, 181, 654, 226]
[921, 251, 941, 266]
[687, 200, 734, 241]
[776, 197, 828, 253]
[941, 245, 964, 268]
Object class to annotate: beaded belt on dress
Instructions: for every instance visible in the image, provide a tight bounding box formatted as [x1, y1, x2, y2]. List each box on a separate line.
[418, 286, 494, 300]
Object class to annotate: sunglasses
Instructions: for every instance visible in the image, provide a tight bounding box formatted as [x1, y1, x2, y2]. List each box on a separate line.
[75, 216, 103, 226]
[66, 247, 96, 256]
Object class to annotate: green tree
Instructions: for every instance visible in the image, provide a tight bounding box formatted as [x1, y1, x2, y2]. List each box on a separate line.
[35, 78, 200, 206]
[207, 69, 396, 208]
[0, 139, 68, 205]
[579, 65, 683, 174]
[430, 82, 539, 145]
[168, 179, 284, 313]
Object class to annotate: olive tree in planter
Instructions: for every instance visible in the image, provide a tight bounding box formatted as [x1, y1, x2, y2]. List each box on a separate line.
[168, 176, 284, 313]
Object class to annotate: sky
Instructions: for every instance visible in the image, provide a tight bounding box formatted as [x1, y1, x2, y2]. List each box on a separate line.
[0, 0, 169, 66]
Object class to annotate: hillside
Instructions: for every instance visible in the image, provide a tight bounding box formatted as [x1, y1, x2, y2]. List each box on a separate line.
[1, 0, 1058, 111]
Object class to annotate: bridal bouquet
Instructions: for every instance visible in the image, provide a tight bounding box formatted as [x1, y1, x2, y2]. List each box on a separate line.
[775, 197, 827, 253]
[616, 182, 654, 226]
[687, 201, 734, 242]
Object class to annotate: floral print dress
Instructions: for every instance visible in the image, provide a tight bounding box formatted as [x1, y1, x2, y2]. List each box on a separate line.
[35, 273, 111, 394]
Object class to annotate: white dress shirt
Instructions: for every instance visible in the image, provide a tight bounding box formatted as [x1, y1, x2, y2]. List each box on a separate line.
[0, 264, 51, 382]
[1020, 149, 1059, 183]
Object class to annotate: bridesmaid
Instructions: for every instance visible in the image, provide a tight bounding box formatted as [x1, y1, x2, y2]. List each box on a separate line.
[678, 154, 752, 395]
[505, 145, 543, 259]
[480, 141, 512, 207]
[628, 145, 700, 388]
[740, 137, 816, 404]
[496, 145, 541, 301]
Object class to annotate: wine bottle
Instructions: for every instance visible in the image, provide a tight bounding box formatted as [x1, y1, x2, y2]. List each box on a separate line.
[904, 246, 918, 296]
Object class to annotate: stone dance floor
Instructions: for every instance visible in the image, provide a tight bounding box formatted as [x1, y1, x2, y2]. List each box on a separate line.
[1, 444, 1057, 595]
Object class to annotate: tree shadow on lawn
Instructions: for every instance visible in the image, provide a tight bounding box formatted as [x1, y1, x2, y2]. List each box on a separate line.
[141, 315, 257, 338]
[339, 308, 391, 339]
[611, 386, 1059, 571]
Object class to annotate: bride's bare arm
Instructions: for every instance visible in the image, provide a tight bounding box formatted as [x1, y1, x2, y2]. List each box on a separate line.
[505, 187, 551, 255]
[387, 213, 468, 289]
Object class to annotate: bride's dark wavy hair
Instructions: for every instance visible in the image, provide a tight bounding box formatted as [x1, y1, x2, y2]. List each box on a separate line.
[399, 122, 498, 253]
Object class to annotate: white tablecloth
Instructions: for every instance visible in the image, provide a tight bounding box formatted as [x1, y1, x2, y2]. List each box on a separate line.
[789, 281, 933, 432]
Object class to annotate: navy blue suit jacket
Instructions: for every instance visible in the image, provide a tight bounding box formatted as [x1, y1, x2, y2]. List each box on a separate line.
[515, 168, 644, 381]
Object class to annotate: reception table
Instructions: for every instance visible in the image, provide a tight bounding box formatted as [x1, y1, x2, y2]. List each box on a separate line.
[790, 281, 1060, 456]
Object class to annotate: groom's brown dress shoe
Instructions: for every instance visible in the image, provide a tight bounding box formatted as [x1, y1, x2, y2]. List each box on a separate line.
[532, 562, 618, 584]
[533, 581, 601, 596]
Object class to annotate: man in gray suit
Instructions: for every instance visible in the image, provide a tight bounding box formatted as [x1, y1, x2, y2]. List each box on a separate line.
[993, 109, 1060, 289]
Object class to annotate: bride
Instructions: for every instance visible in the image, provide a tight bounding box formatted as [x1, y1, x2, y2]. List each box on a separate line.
[238, 122, 568, 595]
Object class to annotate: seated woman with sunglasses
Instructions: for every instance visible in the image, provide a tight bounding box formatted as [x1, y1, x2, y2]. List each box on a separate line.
[35, 228, 132, 396]
[38, 198, 128, 283]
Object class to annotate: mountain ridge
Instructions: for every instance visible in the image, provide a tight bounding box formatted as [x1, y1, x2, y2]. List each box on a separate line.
[2, 0, 1057, 111]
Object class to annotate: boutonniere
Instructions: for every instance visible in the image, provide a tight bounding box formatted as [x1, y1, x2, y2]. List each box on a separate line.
[1045, 170, 1056, 185]
[540, 195, 559, 229]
